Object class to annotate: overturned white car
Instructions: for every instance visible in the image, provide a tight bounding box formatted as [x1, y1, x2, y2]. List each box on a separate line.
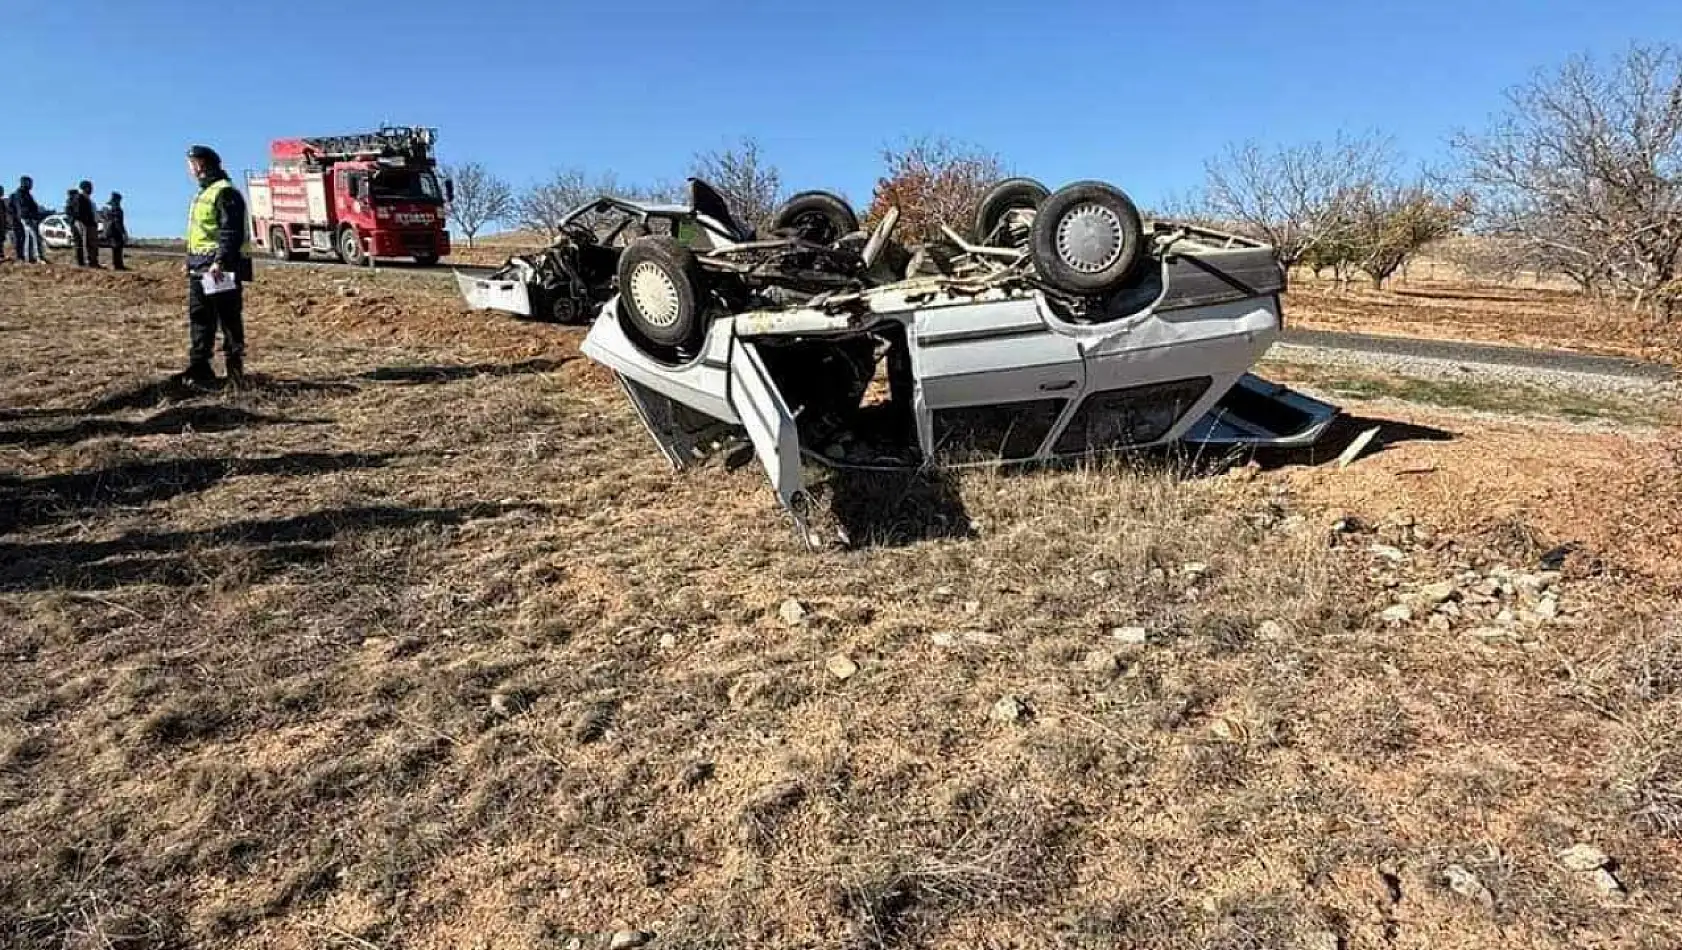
[577, 178, 1340, 546]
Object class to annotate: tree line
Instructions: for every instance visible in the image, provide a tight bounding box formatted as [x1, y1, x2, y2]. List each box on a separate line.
[444, 43, 1680, 315]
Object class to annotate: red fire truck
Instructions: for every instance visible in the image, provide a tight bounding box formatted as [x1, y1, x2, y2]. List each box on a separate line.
[247, 126, 453, 266]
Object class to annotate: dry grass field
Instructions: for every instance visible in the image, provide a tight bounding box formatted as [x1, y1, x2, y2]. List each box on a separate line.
[2, 260, 1680, 949]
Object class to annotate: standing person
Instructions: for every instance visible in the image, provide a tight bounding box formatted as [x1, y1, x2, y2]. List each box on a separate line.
[180, 145, 252, 388]
[0, 186, 9, 261]
[105, 192, 127, 271]
[71, 180, 100, 268]
[11, 177, 44, 263]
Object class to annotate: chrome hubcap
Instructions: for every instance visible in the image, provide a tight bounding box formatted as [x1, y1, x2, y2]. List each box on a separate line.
[629, 262, 681, 327]
[1055, 203, 1124, 273]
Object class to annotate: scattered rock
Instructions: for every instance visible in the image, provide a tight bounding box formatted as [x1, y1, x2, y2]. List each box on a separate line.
[1370, 544, 1407, 563]
[1083, 650, 1124, 680]
[1278, 514, 1308, 533]
[489, 690, 530, 718]
[1379, 604, 1414, 624]
[825, 654, 859, 681]
[1331, 516, 1365, 534]
[1413, 524, 1436, 543]
[1557, 844, 1610, 872]
[778, 599, 807, 627]
[1111, 626, 1150, 645]
[1443, 864, 1495, 907]
[1591, 867, 1627, 895]
[1495, 608, 1516, 626]
[1256, 619, 1287, 640]
[1180, 562, 1210, 578]
[933, 586, 955, 599]
[1468, 627, 1511, 641]
[931, 632, 959, 648]
[989, 696, 1028, 725]
[658, 632, 678, 650]
[1427, 614, 1453, 632]
[1533, 597, 1560, 621]
[360, 636, 389, 650]
[1437, 601, 1461, 618]
[1418, 581, 1458, 604]
[609, 932, 651, 950]
[963, 600, 981, 615]
[1089, 570, 1113, 590]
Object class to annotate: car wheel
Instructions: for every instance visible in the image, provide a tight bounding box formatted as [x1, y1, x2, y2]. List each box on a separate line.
[338, 226, 366, 266]
[1029, 181, 1146, 296]
[616, 235, 705, 351]
[413, 254, 440, 267]
[772, 191, 858, 245]
[973, 177, 1050, 246]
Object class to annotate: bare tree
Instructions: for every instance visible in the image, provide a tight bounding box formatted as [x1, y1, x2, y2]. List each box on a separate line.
[514, 170, 675, 237]
[1201, 132, 1393, 268]
[691, 137, 783, 232]
[441, 162, 513, 248]
[864, 137, 1005, 243]
[1452, 44, 1682, 313]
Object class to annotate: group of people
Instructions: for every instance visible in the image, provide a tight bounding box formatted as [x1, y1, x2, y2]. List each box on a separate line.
[3, 145, 250, 389]
[0, 176, 127, 269]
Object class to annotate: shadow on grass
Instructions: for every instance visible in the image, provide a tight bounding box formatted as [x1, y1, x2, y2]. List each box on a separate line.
[816, 467, 975, 549]
[0, 405, 326, 448]
[356, 358, 569, 385]
[0, 502, 540, 592]
[0, 451, 399, 535]
[81, 375, 359, 414]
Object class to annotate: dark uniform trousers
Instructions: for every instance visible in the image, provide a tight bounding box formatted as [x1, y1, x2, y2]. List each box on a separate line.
[73, 221, 99, 267]
[187, 278, 245, 370]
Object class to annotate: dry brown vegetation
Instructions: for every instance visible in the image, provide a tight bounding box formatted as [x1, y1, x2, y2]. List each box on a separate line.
[3, 261, 1681, 949]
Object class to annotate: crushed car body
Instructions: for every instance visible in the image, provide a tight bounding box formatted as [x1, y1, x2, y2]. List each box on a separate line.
[570, 177, 1341, 546]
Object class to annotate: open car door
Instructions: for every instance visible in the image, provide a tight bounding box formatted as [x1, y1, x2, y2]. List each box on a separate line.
[456, 270, 533, 317]
[726, 334, 815, 548]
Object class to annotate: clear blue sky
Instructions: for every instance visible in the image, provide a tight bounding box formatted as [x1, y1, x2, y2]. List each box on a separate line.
[3, 0, 1675, 238]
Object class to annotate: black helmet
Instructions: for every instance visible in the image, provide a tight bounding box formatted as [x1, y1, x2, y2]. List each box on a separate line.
[187, 144, 222, 167]
[111, 191, 123, 202]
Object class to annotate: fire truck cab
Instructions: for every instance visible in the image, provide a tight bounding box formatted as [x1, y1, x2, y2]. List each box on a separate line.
[247, 126, 453, 266]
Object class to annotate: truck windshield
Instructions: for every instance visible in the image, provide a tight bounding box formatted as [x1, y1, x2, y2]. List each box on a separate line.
[371, 170, 442, 204]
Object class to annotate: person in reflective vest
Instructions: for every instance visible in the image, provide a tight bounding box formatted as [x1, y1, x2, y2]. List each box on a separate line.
[181, 144, 253, 387]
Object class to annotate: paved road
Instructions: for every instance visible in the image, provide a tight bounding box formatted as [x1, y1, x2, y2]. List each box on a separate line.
[124, 247, 1677, 381]
[1279, 328, 1674, 381]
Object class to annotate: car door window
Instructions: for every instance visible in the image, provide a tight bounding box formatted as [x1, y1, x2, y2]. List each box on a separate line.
[1052, 377, 1212, 455]
[931, 399, 1069, 464]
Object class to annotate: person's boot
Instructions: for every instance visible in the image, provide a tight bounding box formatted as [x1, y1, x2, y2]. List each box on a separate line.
[225, 356, 246, 390]
[175, 361, 217, 389]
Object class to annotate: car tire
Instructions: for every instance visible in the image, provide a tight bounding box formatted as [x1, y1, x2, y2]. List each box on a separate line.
[270, 227, 301, 262]
[337, 226, 366, 266]
[771, 191, 858, 245]
[617, 235, 705, 351]
[1029, 181, 1146, 296]
[413, 254, 440, 267]
[973, 177, 1050, 246]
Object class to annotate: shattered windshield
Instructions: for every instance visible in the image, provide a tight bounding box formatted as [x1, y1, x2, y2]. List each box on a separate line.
[372, 170, 442, 204]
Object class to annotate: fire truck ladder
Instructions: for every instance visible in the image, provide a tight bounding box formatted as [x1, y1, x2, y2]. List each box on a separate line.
[300, 126, 437, 164]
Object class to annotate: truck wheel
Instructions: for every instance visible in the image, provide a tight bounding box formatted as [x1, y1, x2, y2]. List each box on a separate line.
[973, 177, 1050, 246]
[269, 227, 300, 262]
[616, 235, 705, 352]
[1029, 181, 1146, 296]
[772, 191, 858, 245]
[337, 226, 366, 266]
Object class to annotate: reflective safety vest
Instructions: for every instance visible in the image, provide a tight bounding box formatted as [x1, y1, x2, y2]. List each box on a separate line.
[186, 178, 252, 255]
